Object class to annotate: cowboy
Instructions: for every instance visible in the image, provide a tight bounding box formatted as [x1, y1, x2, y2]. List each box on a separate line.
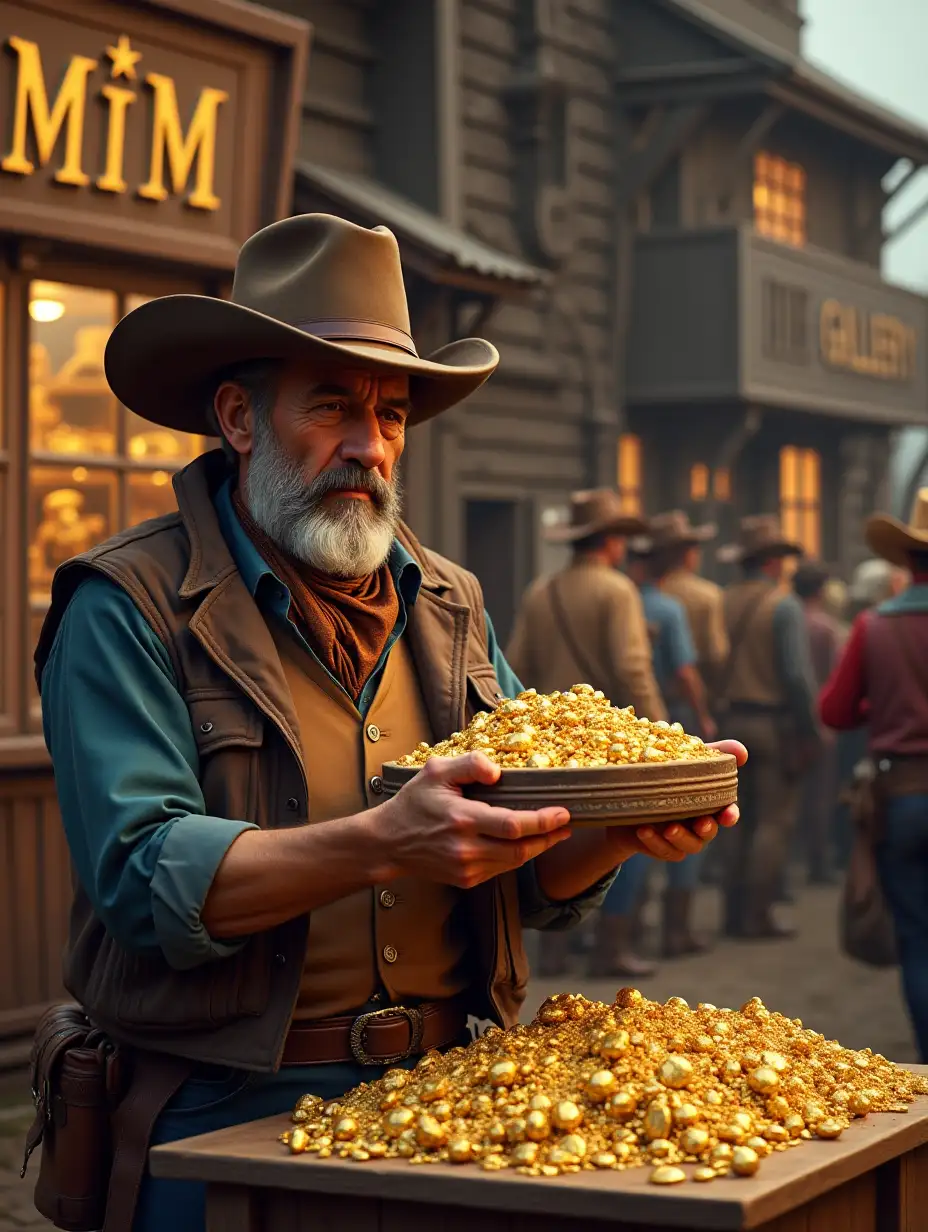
[792, 561, 844, 885]
[506, 491, 667, 979]
[506, 489, 666, 720]
[717, 515, 818, 939]
[658, 510, 730, 708]
[34, 215, 743, 1231]
[624, 533, 717, 959]
[821, 491, 928, 1060]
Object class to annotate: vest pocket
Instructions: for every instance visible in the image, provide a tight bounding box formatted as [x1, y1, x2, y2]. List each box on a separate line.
[467, 666, 504, 714]
[188, 693, 264, 825]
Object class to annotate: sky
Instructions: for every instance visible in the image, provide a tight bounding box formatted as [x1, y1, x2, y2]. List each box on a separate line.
[801, 0, 928, 293]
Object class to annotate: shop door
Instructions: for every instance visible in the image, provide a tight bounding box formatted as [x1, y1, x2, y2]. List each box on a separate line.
[464, 499, 520, 648]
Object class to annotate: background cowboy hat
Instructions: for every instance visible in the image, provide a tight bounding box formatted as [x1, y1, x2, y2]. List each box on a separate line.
[866, 489, 928, 568]
[104, 213, 499, 435]
[717, 514, 803, 565]
[545, 489, 648, 542]
[632, 509, 717, 555]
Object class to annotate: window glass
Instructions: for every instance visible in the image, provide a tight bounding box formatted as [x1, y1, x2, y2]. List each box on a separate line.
[690, 463, 709, 502]
[754, 152, 806, 248]
[29, 282, 118, 455]
[28, 467, 117, 605]
[127, 470, 177, 525]
[779, 446, 821, 560]
[617, 434, 642, 514]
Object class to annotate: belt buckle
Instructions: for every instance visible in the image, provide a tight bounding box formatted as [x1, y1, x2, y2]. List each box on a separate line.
[349, 1005, 424, 1066]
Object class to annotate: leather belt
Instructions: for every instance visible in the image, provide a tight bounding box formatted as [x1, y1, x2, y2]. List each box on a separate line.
[281, 999, 468, 1067]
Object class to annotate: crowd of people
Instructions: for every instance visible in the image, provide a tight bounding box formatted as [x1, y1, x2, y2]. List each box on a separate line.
[506, 486, 928, 1062]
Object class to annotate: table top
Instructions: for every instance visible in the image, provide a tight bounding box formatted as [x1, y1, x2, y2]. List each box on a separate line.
[152, 1070, 928, 1231]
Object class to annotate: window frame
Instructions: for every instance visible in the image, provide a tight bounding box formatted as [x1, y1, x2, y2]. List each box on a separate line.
[1, 255, 207, 740]
[617, 433, 643, 516]
[779, 445, 821, 560]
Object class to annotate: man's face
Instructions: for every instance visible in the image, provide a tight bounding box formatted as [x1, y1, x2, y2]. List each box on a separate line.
[683, 544, 701, 572]
[217, 359, 411, 577]
[605, 534, 627, 568]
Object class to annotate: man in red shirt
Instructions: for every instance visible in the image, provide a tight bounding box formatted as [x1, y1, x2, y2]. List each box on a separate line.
[820, 491, 928, 1060]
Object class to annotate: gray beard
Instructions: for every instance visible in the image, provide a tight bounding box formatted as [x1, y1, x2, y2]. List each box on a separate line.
[244, 416, 401, 578]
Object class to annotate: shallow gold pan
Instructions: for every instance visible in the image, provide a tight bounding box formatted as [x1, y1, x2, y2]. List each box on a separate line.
[380, 753, 738, 827]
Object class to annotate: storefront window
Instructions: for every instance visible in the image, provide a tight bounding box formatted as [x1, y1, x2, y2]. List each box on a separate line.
[780, 446, 821, 558]
[754, 152, 806, 249]
[617, 434, 642, 514]
[690, 464, 732, 502]
[24, 280, 205, 719]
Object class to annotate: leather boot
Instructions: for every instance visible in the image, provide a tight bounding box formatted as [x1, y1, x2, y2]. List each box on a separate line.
[588, 913, 657, 979]
[740, 892, 797, 941]
[662, 888, 711, 958]
[536, 931, 570, 977]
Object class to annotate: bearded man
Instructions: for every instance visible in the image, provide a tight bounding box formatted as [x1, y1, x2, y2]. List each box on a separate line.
[35, 215, 743, 1232]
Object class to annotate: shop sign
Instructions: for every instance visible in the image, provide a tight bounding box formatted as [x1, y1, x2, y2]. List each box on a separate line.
[1, 32, 227, 211]
[819, 299, 917, 383]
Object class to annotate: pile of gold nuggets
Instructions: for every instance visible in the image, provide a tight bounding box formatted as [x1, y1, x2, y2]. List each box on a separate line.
[281, 990, 928, 1185]
[394, 683, 716, 770]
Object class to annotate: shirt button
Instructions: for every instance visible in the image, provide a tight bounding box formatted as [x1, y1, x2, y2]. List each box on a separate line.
[382, 944, 398, 964]
[369, 775, 384, 795]
[379, 890, 396, 909]
[199, 721, 214, 734]
[286, 797, 299, 811]
[366, 723, 381, 743]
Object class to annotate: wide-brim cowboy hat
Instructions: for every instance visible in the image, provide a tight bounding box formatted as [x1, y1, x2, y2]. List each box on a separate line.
[717, 514, 803, 565]
[104, 213, 499, 435]
[866, 489, 928, 568]
[644, 509, 717, 554]
[544, 489, 648, 542]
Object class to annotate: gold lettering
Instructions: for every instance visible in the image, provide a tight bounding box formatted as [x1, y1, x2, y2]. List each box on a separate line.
[1, 37, 97, 185]
[96, 84, 136, 194]
[138, 73, 227, 211]
[820, 299, 916, 383]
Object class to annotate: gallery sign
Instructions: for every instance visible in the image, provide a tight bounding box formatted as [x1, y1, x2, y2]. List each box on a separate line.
[819, 299, 917, 384]
[0, 0, 309, 268]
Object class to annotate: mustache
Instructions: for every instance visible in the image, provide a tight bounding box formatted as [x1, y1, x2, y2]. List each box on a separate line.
[303, 464, 394, 513]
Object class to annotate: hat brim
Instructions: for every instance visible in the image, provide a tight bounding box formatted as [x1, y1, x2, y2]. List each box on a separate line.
[716, 540, 804, 565]
[544, 514, 649, 543]
[866, 513, 928, 568]
[104, 295, 499, 434]
[654, 523, 718, 551]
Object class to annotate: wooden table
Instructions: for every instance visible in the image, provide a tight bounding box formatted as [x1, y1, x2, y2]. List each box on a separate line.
[151, 1087, 928, 1232]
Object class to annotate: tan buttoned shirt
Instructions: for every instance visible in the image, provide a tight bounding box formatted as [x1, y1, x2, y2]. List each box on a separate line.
[662, 568, 729, 695]
[506, 560, 667, 720]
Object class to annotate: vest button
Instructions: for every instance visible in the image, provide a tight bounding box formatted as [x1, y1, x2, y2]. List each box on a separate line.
[382, 944, 398, 964]
[274, 953, 286, 966]
[199, 721, 214, 734]
[286, 797, 299, 811]
[369, 775, 384, 795]
[379, 890, 396, 909]
[366, 723, 381, 743]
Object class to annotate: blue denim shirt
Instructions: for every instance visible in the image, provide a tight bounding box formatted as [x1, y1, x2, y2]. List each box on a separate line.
[41, 479, 613, 971]
[639, 583, 696, 697]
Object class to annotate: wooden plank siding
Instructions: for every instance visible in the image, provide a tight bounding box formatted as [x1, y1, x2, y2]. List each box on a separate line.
[0, 773, 68, 1038]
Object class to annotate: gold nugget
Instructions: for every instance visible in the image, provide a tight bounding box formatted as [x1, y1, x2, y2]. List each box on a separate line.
[280, 991, 928, 1184]
[394, 686, 715, 769]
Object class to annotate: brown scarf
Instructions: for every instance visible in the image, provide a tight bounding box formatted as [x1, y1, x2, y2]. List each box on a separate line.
[232, 488, 399, 700]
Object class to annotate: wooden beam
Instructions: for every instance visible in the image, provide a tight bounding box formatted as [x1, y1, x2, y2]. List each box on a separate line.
[618, 102, 711, 207]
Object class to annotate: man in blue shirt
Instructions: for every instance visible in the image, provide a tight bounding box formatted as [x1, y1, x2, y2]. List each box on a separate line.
[34, 214, 744, 1231]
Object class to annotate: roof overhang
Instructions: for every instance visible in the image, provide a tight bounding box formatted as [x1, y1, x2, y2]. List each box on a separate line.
[294, 162, 549, 296]
[640, 0, 928, 164]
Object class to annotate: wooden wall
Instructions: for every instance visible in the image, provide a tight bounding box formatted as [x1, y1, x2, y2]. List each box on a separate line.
[0, 772, 69, 1062]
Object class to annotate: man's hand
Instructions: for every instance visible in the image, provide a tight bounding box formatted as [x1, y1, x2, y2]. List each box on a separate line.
[379, 752, 572, 889]
[602, 738, 746, 865]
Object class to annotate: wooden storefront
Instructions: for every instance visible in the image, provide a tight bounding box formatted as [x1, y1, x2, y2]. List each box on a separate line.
[0, 0, 309, 1064]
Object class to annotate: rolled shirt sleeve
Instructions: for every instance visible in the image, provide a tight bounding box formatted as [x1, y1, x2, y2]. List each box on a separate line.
[40, 576, 258, 970]
[485, 609, 618, 927]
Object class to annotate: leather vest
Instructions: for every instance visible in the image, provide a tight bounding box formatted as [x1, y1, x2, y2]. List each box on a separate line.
[35, 451, 528, 1072]
[269, 626, 469, 1019]
[722, 580, 785, 707]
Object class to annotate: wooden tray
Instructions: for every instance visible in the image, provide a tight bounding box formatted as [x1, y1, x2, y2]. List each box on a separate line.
[380, 753, 738, 827]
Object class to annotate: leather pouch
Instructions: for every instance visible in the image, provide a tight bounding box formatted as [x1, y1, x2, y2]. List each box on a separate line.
[22, 1005, 125, 1232]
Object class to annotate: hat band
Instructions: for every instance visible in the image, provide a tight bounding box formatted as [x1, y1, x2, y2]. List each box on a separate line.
[296, 317, 418, 357]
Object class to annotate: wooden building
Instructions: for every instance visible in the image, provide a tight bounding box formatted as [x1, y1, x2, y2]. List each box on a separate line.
[1, 0, 927, 1061]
